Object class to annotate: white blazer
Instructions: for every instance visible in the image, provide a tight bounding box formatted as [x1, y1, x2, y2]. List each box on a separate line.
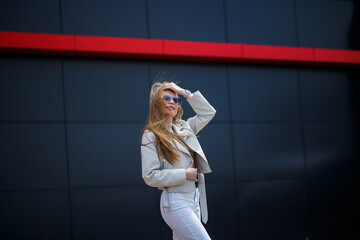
[141, 90, 216, 223]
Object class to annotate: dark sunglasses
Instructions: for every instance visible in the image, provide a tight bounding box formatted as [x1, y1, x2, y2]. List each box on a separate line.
[162, 95, 182, 105]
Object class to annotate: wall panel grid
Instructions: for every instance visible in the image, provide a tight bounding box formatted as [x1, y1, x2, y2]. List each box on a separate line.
[0, 1, 359, 238]
[1, 54, 359, 239]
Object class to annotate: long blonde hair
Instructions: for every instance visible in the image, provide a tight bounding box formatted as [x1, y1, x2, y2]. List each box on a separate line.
[142, 81, 191, 165]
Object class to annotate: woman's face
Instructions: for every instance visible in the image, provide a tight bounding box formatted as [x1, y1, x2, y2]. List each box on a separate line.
[160, 89, 179, 118]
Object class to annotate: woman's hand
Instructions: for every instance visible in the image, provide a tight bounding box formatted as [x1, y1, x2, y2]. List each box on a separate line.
[162, 82, 193, 99]
[185, 160, 197, 181]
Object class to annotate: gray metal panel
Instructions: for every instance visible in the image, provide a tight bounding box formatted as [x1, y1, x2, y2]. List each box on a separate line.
[61, 0, 148, 38]
[0, 0, 61, 33]
[0, 190, 71, 240]
[233, 123, 305, 181]
[296, 0, 355, 49]
[71, 186, 159, 240]
[300, 68, 353, 122]
[64, 58, 149, 121]
[237, 180, 309, 240]
[148, 0, 226, 42]
[304, 122, 356, 179]
[229, 66, 301, 121]
[67, 123, 144, 187]
[226, 0, 298, 46]
[0, 55, 64, 121]
[0, 123, 68, 190]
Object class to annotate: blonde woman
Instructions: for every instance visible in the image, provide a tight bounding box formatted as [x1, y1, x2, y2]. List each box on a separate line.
[141, 81, 216, 240]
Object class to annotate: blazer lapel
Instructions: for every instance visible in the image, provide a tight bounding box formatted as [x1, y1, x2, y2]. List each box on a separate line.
[172, 122, 211, 173]
[172, 123, 205, 160]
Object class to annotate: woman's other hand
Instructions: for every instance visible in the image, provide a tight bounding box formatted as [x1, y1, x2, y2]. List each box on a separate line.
[185, 160, 197, 181]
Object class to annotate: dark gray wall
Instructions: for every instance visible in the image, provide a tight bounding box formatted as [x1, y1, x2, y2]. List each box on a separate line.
[1, 0, 359, 239]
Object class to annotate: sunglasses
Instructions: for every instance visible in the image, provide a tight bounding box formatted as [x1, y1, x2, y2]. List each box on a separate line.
[162, 95, 182, 105]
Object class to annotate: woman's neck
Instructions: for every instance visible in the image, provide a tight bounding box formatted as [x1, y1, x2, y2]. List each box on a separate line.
[164, 117, 173, 128]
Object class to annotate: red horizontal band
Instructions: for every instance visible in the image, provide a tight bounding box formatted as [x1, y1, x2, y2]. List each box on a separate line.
[75, 35, 163, 58]
[1, 31, 359, 67]
[0, 31, 75, 55]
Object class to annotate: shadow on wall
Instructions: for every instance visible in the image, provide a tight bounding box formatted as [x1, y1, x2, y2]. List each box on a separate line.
[348, 0, 360, 121]
[348, 0, 360, 182]
[348, 0, 360, 50]
[348, 0, 360, 238]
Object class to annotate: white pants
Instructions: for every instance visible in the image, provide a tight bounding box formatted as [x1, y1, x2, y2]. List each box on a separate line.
[160, 188, 211, 240]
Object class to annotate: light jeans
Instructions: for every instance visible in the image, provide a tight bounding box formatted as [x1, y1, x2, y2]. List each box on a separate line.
[160, 188, 211, 240]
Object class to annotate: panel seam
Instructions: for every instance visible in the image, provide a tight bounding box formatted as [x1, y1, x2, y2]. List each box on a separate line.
[60, 57, 74, 240]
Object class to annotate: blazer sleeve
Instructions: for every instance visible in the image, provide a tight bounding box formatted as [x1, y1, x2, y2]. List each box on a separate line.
[141, 130, 187, 188]
[186, 90, 216, 135]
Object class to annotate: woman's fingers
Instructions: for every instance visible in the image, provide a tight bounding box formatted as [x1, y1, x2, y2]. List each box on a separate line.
[162, 82, 184, 95]
[185, 166, 198, 181]
[191, 168, 197, 180]
[163, 82, 175, 90]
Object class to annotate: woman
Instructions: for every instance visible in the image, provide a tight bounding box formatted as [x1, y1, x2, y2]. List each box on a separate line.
[141, 81, 216, 240]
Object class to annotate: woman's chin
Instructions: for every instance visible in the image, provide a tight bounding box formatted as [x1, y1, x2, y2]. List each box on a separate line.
[163, 109, 176, 116]
[163, 112, 174, 118]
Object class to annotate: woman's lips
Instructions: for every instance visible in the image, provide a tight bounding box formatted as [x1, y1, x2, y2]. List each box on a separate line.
[168, 106, 175, 110]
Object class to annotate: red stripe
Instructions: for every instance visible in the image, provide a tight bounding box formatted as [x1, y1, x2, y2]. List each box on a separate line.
[0, 31, 75, 55]
[75, 35, 163, 58]
[1, 31, 359, 67]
